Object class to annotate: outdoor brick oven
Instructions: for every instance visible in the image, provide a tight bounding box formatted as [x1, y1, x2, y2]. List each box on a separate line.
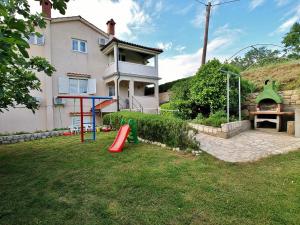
[251, 80, 294, 131]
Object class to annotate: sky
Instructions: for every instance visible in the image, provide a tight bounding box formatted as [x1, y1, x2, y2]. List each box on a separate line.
[28, 0, 300, 84]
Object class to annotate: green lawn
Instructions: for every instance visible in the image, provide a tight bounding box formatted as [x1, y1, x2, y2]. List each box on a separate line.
[0, 132, 299, 225]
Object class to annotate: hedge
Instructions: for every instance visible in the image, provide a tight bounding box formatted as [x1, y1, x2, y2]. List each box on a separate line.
[103, 112, 199, 150]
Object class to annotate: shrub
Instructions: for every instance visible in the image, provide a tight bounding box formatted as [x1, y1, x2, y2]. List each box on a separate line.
[194, 111, 227, 127]
[191, 59, 254, 115]
[160, 102, 176, 117]
[103, 112, 199, 150]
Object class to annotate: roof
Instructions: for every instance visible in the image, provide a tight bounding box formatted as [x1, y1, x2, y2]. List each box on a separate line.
[95, 99, 117, 110]
[51, 16, 109, 38]
[255, 80, 283, 104]
[101, 37, 163, 54]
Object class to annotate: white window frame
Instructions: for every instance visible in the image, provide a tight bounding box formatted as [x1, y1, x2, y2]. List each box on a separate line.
[69, 78, 88, 94]
[72, 38, 88, 53]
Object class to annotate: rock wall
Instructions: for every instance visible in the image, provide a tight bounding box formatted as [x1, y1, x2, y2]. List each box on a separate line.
[189, 120, 251, 139]
[159, 91, 171, 104]
[244, 89, 300, 115]
[0, 130, 66, 144]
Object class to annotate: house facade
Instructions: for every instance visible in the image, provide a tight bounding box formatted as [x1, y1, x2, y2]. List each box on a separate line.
[0, 0, 162, 133]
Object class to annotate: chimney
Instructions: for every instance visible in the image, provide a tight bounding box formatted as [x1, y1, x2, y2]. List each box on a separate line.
[40, 0, 52, 19]
[106, 19, 116, 37]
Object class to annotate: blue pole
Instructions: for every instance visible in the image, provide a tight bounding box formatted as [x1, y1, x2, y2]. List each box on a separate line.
[92, 98, 96, 141]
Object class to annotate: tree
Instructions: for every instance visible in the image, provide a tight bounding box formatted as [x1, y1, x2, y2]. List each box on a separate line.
[191, 59, 254, 114]
[230, 47, 282, 71]
[0, 0, 69, 112]
[282, 22, 300, 59]
[169, 77, 199, 120]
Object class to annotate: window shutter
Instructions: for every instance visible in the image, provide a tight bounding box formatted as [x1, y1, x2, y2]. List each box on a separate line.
[87, 79, 96, 94]
[58, 77, 69, 94]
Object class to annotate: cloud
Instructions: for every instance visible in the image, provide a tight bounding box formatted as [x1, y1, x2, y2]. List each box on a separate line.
[159, 25, 242, 84]
[213, 24, 243, 36]
[249, 0, 265, 10]
[157, 42, 173, 51]
[175, 3, 194, 15]
[159, 37, 231, 84]
[273, 3, 300, 34]
[154, 1, 163, 13]
[191, 8, 206, 28]
[275, 0, 289, 6]
[28, 0, 151, 40]
[174, 45, 186, 53]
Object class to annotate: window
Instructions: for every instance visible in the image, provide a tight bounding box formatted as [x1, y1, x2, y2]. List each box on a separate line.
[108, 86, 115, 96]
[58, 77, 96, 94]
[28, 33, 45, 46]
[72, 39, 87, 53]
[72, 116, 90, 127]
[69, 78, 88, 94]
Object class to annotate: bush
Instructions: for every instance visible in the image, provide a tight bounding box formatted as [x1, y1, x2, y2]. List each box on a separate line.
[160, 102, 176, 117]
[103, 112, 199, 150]
[194, 111, 227, 127]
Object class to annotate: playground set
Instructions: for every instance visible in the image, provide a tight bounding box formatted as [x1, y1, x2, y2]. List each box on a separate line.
[57, 95, 138, 152]
[57, 95, 112, 142]
[108, 119, 138, 153]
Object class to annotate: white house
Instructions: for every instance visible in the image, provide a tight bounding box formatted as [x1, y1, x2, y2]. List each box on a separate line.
[0, 0, 163, 133]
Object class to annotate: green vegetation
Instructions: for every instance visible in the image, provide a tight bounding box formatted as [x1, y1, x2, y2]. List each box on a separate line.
[282, 22, 300, 59]
[230, 47, 286, 71]
[0, 0, 69, 112]
[193, 111, 228, 127]
[230, 22, 300, 71]
[159, 76, 192, 93]
[159, 102, 177, 117]
[0, 134, 300, 225]
[166, 59, 254, 121]
[242, 60, 300, 91]
[103, 112, 198, 150]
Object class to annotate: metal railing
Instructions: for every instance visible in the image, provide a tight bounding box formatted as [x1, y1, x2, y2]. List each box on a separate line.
[131, 96, 143, 113]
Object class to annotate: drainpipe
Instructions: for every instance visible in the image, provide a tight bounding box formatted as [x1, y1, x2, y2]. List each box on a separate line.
[116, 42, 120, 111]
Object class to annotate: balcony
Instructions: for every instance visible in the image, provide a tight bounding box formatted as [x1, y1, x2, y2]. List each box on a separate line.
[104, 61, 158, 78]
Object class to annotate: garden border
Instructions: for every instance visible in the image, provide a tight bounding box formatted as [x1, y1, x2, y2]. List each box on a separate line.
[0, 130, 67, 144]
[189, 120, 251, 139]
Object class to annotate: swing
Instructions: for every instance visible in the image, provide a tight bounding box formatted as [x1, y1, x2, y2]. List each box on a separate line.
[57, 96, 112, 142]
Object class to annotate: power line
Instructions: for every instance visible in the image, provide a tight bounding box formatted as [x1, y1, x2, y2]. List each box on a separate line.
[194, 0, 240, 6]
[194, 0, 207, 6]
[194, 0, 240, 65]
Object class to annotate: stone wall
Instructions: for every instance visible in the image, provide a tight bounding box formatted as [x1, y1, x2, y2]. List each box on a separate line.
[244, 89, 300, 115]
[0, 130, 66, 144]
[159, 91, 170, 104]
[189, 120, 251, 139]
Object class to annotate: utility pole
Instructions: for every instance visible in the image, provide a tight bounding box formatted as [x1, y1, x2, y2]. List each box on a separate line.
[195, 0, 240, 66]
[201, 2, 212, 66]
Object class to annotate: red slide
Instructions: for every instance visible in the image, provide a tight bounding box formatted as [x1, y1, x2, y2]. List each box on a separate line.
[108, 125, 131, 153]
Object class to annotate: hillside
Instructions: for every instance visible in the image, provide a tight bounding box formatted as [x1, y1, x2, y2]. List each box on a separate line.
[242, 60, 300, 90]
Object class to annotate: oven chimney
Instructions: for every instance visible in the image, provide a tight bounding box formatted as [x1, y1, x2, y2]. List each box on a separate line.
[106, 19, 116, 37]
[40, 0, 52, 19]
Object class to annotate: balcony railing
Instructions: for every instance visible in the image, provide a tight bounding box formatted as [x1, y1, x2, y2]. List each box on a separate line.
[104, 61, 157, 78]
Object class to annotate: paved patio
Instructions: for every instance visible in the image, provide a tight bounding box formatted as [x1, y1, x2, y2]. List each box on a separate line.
[196, 130, 300, 163]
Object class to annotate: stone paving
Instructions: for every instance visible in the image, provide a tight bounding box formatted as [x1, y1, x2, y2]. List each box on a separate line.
[195, 130, 300, 163]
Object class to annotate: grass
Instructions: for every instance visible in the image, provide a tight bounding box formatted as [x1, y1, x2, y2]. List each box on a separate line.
[242, 60, 300, 90]
[0, 132, 299, 225]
